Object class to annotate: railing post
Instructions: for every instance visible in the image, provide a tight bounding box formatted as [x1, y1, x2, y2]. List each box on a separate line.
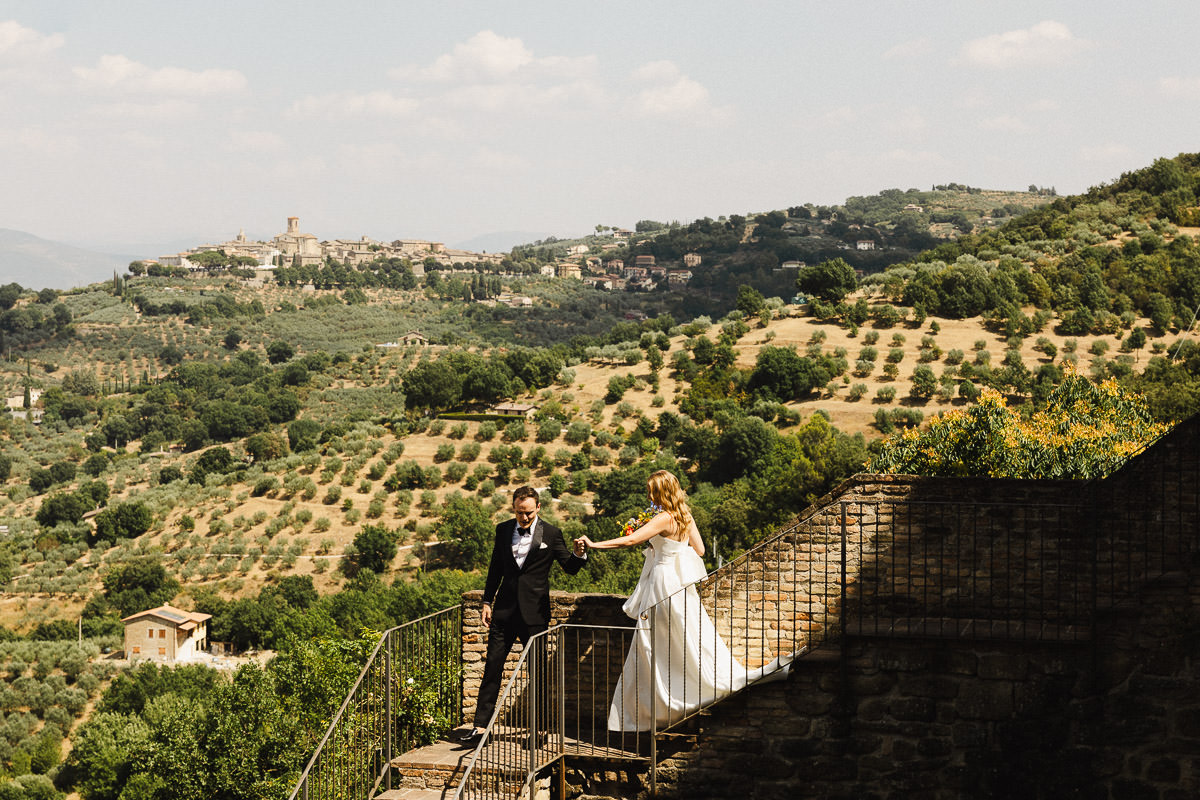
[840, 502, 848, 642]
[557, 629, 566, 755]
[529, 640, 538, 785]
[650, 605, 657, 797]
[385, 631, 393, 792]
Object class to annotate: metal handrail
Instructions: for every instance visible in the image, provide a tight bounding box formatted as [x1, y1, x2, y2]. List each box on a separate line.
[287, 605, 462, 800]
[448, 450, 1196, 799]
[454, 625, 550, 800]
[454, 623, 641, 800]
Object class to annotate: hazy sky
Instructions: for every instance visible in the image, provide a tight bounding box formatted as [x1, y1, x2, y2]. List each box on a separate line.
[1, 1, 1197, 255]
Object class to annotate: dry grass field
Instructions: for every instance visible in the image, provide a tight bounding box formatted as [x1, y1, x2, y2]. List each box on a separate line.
[0, 292, 1196, 628]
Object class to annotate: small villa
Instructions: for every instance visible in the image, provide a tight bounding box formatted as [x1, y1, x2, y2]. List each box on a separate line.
[123, 605, 211, 663]
[490, 402, 537, 419]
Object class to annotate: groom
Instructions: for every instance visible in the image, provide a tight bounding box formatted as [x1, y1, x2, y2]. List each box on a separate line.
[460, 485, 587, 741]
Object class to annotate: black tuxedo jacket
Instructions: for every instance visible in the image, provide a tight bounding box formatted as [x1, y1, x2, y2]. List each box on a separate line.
[482, 517, 585, 627]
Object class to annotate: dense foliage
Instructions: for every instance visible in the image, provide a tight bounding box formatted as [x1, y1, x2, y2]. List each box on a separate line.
[869, 370, 1167, 478]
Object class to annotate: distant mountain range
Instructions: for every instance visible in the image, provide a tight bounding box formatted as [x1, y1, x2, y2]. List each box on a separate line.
[452, 230, 552, 255]
[0, 229, 135, 290]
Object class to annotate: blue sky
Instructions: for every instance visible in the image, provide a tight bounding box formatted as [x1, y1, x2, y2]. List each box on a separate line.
[1, 1, 1198, 255]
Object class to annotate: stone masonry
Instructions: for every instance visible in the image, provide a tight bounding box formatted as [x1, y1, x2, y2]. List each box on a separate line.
[457, 415, 1200, 798]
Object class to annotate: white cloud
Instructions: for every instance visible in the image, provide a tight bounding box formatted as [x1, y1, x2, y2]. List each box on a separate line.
[630, 60, 720, 118]
[961, 21, 1091, 68]
[386, 31, 601, 115]
[441, 80, 598, 113]
[418, 30, 533, 82]
[394, 30, 596, 84]
[1158, 76, 1200, 99]
[74, 54, 246, 95]
[0, 20, 63, 60]
[979, 115, 1029, 133]
[288, 90, 418, 119]
[882, 37, 931, 61]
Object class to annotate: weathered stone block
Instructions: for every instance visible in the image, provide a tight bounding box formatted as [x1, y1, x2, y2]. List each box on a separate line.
[955, 682, 1014, 720]
[977, 653, 1029, 680]
[897, 675, 960, 700]
[890, 697, 936, 722]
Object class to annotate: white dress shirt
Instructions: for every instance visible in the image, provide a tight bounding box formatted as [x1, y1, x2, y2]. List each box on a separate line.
[512, 518, 536, 568]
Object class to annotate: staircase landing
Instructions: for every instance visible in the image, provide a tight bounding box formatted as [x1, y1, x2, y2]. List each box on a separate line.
[376, 730, 650, 799]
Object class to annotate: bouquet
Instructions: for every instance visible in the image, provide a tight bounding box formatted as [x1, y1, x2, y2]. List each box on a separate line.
[621, 505, 661, 536]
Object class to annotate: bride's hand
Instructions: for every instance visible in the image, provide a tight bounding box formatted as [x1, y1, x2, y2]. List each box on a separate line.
[580, 535, 596, 549]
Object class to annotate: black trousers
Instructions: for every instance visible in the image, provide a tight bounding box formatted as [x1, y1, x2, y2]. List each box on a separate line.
[473, 616, 547, 729]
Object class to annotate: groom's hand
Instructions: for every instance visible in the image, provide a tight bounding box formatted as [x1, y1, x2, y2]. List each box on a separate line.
[481, 602, 492, 627]
[572, 537, 586, 557]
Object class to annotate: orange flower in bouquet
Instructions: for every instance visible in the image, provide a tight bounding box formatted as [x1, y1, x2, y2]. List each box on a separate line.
[621, 505, 661, 536]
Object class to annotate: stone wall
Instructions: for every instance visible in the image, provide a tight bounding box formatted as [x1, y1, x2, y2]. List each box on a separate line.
[655, 566, 1200, 800]
[458, 416, 1200, 797]
[460, 590, 633, 728]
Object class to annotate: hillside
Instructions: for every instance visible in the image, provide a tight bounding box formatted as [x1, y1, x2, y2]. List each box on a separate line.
[0, 229, 133, 291]
[0, 153, 1198, 797]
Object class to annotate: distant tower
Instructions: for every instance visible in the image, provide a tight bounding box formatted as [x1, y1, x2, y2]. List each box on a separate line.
[237, 228, 246, 243]
[287, 217, 299, 234]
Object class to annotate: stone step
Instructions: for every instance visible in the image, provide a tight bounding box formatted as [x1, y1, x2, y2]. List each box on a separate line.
[375, 789, 448, 800]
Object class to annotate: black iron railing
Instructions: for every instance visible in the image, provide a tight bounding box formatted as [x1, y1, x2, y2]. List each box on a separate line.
[451, 485, 1199, 798]
[287, 605, 462, 800]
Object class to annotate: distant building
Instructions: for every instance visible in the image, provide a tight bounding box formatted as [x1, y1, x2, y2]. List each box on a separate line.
[856, 240, 876, 251]
[556, 263, 581, 280]
[567, 244, 589, 256]
[667, 269, 692, 286]
[273, 217, 323, 267]
[491, 402, 537, 418]
[123, 605, 211, 663]
[400, 330, 428, 345]
[903, 204, 924, 213]
[683, 252, 702, 268]
[634, 254, 656, 268]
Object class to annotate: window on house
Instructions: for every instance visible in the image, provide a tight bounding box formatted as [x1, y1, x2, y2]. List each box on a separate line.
[158, 647, 166, 656]
[132, 646, 140, 654]
[147, 630, 154, 639]
[159, 629, 166, 639]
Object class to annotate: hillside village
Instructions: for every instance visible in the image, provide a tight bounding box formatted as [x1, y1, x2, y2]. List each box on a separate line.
[0, 156, 1195, 798]
[135, 186, 1049, 300]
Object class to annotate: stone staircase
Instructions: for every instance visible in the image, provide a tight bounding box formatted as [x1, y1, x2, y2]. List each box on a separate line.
[374, 737, 475, 799]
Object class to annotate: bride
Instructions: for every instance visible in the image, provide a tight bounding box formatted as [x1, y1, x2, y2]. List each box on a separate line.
[581, 470, 790, 732]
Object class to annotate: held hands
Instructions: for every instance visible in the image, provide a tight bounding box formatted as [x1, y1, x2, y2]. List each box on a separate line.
[572, 536, 586, 557]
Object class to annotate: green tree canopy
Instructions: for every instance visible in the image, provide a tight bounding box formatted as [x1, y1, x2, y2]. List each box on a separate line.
[796, 257, 857, 303]
[869, 370, 1168, 479]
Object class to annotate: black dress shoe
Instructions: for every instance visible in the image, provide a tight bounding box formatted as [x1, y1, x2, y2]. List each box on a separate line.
[455, 728, 483, 743]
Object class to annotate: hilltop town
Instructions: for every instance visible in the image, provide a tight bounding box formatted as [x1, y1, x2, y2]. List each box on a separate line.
[139, 215, 705, 293]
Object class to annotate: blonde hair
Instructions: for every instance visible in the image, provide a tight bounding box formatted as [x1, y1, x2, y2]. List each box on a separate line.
[647, 470, 692, 537]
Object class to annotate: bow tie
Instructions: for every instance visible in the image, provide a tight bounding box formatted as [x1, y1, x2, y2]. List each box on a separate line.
[517, 526, 532, 538]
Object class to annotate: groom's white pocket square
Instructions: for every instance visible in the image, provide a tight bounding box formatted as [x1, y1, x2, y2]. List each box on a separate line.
[538, 542, 548, 549]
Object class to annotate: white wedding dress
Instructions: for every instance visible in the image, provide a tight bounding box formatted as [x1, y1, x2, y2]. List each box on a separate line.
[607, 535, 791, 732]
